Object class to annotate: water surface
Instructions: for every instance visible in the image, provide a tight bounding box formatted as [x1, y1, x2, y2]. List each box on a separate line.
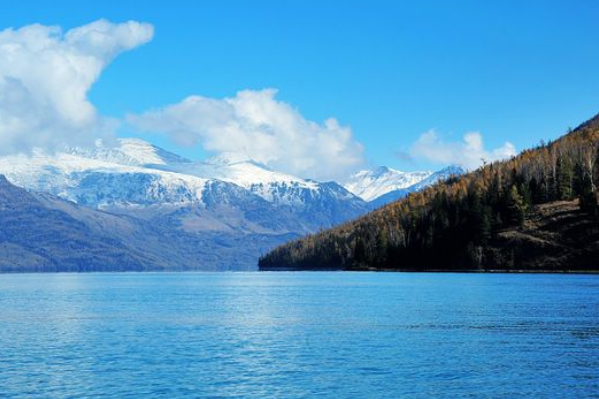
[0, 272, 598, 398]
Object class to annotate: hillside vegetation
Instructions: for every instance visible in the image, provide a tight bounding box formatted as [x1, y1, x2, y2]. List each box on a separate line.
[259, 114, 599, 271]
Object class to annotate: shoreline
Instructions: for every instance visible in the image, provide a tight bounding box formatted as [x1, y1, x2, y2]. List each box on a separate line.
[0, 268, 598, 275]
[259, 267, 599, 274]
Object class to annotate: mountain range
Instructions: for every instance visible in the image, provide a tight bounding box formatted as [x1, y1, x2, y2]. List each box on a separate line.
[0, 139, 463, 271]
[345, 165, 466, 207]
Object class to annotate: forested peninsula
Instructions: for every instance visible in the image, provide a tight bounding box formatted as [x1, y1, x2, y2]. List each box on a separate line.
[259, 113, 599, 272]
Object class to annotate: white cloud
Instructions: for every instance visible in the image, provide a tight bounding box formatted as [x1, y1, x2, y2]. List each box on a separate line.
[128, 89, 365, 181]
[0, 20, 154, 154]
[410, 130, 517, 170]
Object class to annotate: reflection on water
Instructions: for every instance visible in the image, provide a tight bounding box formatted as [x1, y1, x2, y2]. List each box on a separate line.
[0, 272, 598, 397]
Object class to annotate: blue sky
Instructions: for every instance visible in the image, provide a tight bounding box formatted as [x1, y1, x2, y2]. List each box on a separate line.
[1, 0, 598, 176]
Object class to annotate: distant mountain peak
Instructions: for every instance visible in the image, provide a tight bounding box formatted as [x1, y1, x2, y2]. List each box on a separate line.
[353, 166, 402, 177]
[345, 166, 432, 201]
[204, 152, 263, 167]
[344, 164, 467, 205]
[372, 165, 403, 175]
[65, 138, 191, 167]
[435, 165, 467, 175]
[116, 138, 192, 166]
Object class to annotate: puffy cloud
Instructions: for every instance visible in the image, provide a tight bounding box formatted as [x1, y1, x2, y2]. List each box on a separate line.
[410, 130, 517, 170]
[129, 89, 365, 181]
[0, 20, 154, 154]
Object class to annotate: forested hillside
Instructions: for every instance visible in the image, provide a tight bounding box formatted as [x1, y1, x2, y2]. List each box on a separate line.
[259, 114, 599, 271]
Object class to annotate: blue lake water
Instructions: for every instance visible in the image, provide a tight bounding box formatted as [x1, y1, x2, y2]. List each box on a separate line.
[0, 272, 598, 398]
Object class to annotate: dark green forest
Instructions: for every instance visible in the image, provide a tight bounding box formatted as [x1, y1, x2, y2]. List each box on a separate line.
[259, 113, 599, 271]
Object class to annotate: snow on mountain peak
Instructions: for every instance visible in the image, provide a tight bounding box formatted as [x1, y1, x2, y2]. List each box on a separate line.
[373, 165, 402, 175]
[8, 139, 328, 207]
[344, 166, 432, 201]
[204, 152, 260, 167]
[0, 135, 463, 211]
[170, 152, 322, 203]
[435, 164, 467, 176]
[118, 138, 191, 165]
[66, 138, 191, 167]
[0, 141, 207, 208]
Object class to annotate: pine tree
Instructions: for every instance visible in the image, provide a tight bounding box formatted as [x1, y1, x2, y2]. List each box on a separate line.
[467, 191, 491, 244]
[556, 155, 574, 200]
[505, 185, 526, 227]
[353, 238, 366, 266]
[375, 229, 389, 267]
[579, 172, 598, 215]
[573, 162, 585, 197]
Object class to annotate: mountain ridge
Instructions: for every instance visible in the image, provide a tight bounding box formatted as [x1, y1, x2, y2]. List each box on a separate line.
[0, 138, 454, 209]
[344, 166, 432, 201]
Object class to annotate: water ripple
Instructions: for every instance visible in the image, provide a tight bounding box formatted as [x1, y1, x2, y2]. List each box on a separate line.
[0, 272, 598, 398]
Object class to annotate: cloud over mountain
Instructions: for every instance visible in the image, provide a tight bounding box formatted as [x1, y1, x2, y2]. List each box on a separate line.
[410, 130, 516, 170]
[128, 89, 365, 181]
[0, 20, 154, 154]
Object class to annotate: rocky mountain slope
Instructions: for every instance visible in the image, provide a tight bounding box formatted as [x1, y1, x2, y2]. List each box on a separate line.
[488, 200, 599, 270]
[0, 175, 174, 272]
[0, 174, 300, 271]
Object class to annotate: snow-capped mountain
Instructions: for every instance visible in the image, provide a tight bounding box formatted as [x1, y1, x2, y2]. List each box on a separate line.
[66, 138, 192, 167]
[402, 165, 465, 193]
[368, 165, 466, 207]
[0, 139, 367, 229]
[0, 138, 464, 211]
[344, 166, 433, 201]
[0, 145, 209, 208]
[344, 164, 466, 206]
[163, 152, 328, 206]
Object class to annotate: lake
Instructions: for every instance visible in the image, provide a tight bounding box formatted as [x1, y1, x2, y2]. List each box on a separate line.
[0, 272, 598, 398]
